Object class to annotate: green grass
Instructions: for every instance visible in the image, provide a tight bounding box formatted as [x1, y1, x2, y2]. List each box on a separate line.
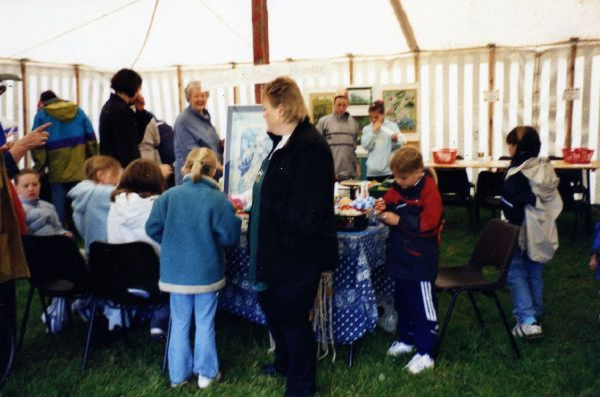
[2, 207, 599, 396]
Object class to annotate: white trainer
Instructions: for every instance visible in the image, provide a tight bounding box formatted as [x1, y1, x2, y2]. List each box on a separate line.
[198, 372, 221, 389]
[512, 323, 543, 340]
[387, 341, 414, 356]
[404, 353, 434, 374]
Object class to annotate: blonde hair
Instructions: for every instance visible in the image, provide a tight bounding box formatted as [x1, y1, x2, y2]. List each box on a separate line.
[390, 146, 424, 176]
[84, 155, 121, 182]
[261, 76, 308, 124]
[183, 148, 218, 183]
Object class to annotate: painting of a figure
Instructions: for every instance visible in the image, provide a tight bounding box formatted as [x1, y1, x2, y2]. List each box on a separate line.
[383, 87, 418, 134]
[224, 106, 272, 197]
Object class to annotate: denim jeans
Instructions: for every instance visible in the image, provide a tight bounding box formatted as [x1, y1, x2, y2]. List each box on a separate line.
[51, 182, 77, 224]
[506, 249, 544, 325]
[168, 292, 219, 384]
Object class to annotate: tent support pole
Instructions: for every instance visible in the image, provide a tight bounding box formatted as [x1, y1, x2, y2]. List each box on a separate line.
[348, 54, 354, 85]
[532, 52, 542, 129]
[487, 44, 496, 158]
[565, 37, 578, 149]
[20, 59, 29, 168]
[413, 52, 420, 83]
[389, 0, 419, 53]
[252, 0, 269, 103]
[176, 66, 184, 113]
[74, 65, 81, 105]
[231, 63, 239, 104]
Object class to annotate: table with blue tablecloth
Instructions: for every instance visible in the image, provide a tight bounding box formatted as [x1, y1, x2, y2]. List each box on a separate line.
[219, 225, 393, 345]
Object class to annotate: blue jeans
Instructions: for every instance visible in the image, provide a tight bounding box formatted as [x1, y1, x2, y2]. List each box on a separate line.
[51, 182, 77, 224]
[168, 292, 219, 384]
[506, 249, 544, 325]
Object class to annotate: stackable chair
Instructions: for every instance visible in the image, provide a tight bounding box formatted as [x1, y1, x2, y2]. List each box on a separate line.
[435, 219, 521, 358]
[18, 235, 89, 350]
[474, 171, 505, 227]
[0, 313, 15, 390]
[82, 241, 167, 373]
[436, 166, 475, 228]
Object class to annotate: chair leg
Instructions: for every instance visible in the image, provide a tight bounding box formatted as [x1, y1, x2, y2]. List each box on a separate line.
[65, 298, 73, 328]
[120, 307, 128, 343]
[491, 292, 521, 359]
[38, 292, 52, 335]
[348, 343, 354, 368]
[81, 298, 99, 373]
[467, 291, 484, 329]
[436, 290, 463, 357]
[17, 285, 35, 351]
[162, 317, 172, 376]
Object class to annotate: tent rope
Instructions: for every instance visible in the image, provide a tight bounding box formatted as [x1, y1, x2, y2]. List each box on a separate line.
[10, 0, 144, 58]
[196, 0, 252, 48]
[131, 0, 161, 69]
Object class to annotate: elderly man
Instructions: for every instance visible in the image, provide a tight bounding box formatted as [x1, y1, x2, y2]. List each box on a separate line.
[316, 90, 359, 180]
[173, 81, 222, 185]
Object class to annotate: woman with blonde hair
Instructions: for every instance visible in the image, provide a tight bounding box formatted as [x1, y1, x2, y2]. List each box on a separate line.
[146, 147, 240, 389]
[249, 76, 337, 397]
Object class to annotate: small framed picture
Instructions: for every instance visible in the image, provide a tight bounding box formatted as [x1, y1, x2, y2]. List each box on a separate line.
[347, 87, 372, 106]
[224, 106, 272, 196]
[309, 92, 336, 123]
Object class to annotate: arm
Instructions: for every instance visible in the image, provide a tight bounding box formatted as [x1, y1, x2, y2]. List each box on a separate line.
[211, 197, 241, 247]
[315, 117, 325, 134]
[82, 110, 98, 158]
[7, 122, 51, 165]
[360, 125, 377, 151]
[112, 108, 141, 167]
[145, 197, 166, 244]
[31, 112, 47, 172]
[501, 172, 535, 225]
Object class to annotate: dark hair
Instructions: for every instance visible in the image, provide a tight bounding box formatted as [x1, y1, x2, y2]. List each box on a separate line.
[110, 69, 142, 98]
[111, 159, 163, 201]
[506, 126, 540, 157]
[14, 168, 39, 185]
[368, 100, 385, 114]
[39, 90, 57, 103]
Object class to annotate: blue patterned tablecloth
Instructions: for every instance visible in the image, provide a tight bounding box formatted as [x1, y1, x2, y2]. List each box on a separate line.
[218, 225, 392, 345]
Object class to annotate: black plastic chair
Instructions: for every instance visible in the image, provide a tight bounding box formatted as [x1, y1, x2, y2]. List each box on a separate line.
[435, 219, 521, 358]
[436, 167, 475, 227]
[474, 171, 505, 227]
[82, 241, 167, 373]
[19, 235, 89, 350]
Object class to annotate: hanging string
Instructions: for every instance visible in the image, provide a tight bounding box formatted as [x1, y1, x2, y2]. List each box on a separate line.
[10, 0, 144, 58]
[130, 0, 161, 69]
[195, 0, 252, 48]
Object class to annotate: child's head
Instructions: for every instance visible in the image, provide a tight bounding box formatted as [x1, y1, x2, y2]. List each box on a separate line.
[368, 100, 385, 124]
[111, 159, 164, 201]
[506, 126, 540, 158]
[14, 169, 41, 201]
[84, 155, 122, 185]
[390, 146, 425, 189]
[182, 148, 218, 183]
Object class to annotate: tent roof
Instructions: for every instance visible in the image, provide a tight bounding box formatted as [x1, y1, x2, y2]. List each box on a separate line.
[1, 0, 600, 70]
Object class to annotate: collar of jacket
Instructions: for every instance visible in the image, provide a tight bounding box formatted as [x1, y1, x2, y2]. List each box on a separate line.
[189, 106, 211, 122]
[20, 197, 39, 206]
[333, 112, 350, 121]
[391, 173, 426, 198]
[182, 174, 220, 190]
[266, 117, 311, 155]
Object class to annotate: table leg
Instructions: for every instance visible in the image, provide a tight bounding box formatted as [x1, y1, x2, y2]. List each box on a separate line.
[585, 169, 592, 234]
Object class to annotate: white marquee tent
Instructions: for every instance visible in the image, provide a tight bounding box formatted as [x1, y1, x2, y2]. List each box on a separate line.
[2, 0, 600, 199]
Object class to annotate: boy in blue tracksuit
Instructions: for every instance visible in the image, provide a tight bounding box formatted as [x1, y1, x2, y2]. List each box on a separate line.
[375, 146, 443, 374]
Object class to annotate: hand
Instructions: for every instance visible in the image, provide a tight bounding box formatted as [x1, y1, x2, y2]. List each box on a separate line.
[391, 133, 398, 142]
[374, 198, 386, 213]
[63, 231, 73, 238]
[590, 254, 598, 271]
[373, 119, 383, 132]
[377, 211, 400, 226]
[8, 122, 51, 162]
[159, 164, 173, 179]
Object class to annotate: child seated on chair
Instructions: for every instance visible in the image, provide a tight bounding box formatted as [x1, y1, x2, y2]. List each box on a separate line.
[146, 148, 240, 388]
[374, 146, 443, 375]
[68, 155, 122, 254]
[501, 126, 562, 340]
[107, 159, 168, 337]
[14, 169, 71, 237]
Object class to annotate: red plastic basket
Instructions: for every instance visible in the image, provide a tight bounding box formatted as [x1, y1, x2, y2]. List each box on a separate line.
[433, 149, 458, 164]
[562, 147, 594, 164]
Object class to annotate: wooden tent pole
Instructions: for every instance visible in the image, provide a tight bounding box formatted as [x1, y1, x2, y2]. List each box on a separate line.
[252, 0, 269, 104]
[389, 0, 419, 53]
[20, 59, 29, 167]
[414, 52, 420, 83]
[231, 63, 239, 104]
[348, 53, 354, 85]
[565, 37, 579, 149]
[74, 64, 81, 104]
[532, 52, 542, 129]
[176, 65, 184, 113]
[487, 44, 496, 157]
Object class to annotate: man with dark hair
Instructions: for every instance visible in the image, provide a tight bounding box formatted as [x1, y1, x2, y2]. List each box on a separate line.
[32, 90, 97, 224]
[99, 68, 152, 167]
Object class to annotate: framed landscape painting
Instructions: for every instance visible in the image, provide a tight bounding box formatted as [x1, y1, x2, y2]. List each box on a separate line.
[348, 87, 372, 106]
[382, 85, 418, 141]
[224, 106, 272, 197]
[309, 92, 335, 123]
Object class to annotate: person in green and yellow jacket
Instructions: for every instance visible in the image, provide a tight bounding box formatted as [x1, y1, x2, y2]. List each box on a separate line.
[32, 90, 98, 224]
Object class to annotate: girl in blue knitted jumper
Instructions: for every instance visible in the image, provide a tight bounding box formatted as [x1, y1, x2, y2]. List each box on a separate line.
[146, 147, 240, 389]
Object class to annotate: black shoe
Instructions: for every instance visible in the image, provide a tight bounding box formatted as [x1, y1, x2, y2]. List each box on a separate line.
[261, 363, 285, 377]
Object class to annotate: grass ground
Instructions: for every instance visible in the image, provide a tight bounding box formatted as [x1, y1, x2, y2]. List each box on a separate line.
[2, 207, 599, 396]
